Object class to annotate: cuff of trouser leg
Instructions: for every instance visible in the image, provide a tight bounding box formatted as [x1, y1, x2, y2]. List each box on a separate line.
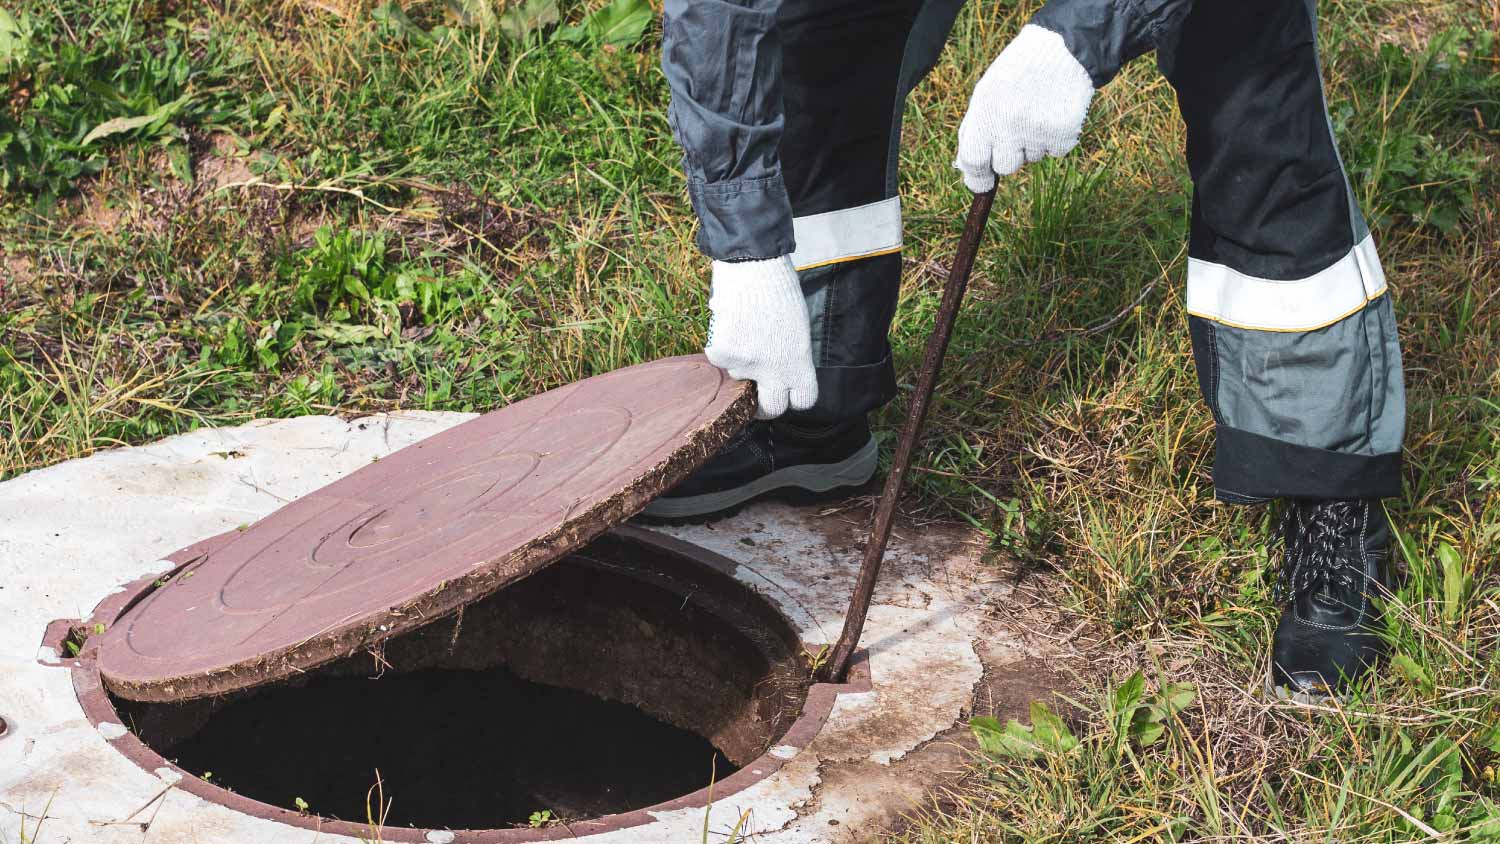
[1213, 425, 1403, 502]
[786, 354, 899, 426]
[688, 175, 797, 262]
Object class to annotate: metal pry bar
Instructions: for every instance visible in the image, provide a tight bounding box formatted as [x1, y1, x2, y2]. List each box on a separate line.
[820, 188, 996, 683]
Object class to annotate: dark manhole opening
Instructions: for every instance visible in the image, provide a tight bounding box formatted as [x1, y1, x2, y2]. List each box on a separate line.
[108, 530, 812, 832]
[136, 666, 733, 827]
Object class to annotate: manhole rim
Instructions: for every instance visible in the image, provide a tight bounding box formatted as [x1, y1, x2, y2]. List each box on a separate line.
[56, 526, 873, 842]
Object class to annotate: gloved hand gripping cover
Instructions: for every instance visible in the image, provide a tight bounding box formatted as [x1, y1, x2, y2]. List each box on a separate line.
[706, 256, 819, 419]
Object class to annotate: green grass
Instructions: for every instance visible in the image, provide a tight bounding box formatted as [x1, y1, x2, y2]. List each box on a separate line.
[2, 0, 1498, 840]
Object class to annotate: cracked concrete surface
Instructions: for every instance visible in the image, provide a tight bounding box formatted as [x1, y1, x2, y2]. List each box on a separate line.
[0, 412, 1063, 843]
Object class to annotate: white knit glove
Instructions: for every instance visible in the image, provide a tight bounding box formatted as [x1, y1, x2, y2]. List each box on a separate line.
[705, 256, 818, 420]
[955, 24, 1096, 193]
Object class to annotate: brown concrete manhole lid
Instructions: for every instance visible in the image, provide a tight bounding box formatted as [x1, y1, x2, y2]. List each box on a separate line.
[96, 355, 754, 703]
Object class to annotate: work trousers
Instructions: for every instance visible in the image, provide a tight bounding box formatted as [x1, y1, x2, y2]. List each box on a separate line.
[776, 0, 1404, 501]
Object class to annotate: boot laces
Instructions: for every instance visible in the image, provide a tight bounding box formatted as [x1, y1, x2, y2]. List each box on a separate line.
[1277, 500, 1362, 601]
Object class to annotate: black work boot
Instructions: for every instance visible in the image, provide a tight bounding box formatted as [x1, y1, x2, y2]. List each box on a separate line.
[1269, 499, 1395, 702]
[639, 417, 878, 520]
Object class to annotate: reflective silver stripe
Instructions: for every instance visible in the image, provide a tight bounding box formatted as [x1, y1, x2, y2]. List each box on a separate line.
[789, 197, 903, 271]
[1185, 235, 1387, 332]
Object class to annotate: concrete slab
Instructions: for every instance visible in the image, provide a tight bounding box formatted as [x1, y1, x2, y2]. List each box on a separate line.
[0, 412, 1060, 844]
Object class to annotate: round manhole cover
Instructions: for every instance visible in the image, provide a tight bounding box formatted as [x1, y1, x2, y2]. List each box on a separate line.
[96, 356, 753, 702]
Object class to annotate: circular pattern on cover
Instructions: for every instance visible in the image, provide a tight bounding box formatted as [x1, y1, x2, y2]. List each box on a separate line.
[97, 356, 753, 702]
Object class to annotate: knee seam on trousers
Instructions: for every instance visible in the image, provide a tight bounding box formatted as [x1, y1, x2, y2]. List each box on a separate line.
[1207, 319, 1223, 424]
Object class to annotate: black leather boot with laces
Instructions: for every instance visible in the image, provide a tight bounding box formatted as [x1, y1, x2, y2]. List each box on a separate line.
[1270, 499, 1395, 702]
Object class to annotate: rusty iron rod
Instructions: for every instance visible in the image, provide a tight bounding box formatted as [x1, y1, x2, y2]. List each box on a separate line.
[820, 188, 996, 684]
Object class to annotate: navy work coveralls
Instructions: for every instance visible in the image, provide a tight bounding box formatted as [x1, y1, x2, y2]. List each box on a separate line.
[660, 0, 1406, 503]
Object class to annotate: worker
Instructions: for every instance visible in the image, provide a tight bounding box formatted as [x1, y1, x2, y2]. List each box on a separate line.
[642, 0, 1405, 702]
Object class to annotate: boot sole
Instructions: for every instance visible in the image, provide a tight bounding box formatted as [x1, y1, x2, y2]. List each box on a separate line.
[638, 436, 880, 522]
[1264, 671, 1346, 705]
